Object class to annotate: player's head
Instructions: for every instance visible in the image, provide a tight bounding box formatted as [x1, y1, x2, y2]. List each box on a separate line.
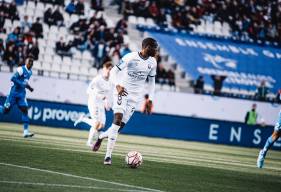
[25, 55, 34, 70]
[142, 37, 158, 57]
[102, 61, 113, 78]
[252, 103, 257, 110]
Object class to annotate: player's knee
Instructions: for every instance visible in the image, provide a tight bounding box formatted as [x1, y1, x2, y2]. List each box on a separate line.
[113, 113, 123, 126]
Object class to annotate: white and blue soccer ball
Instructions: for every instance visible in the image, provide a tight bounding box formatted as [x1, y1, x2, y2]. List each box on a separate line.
[125, 151, 143, 168]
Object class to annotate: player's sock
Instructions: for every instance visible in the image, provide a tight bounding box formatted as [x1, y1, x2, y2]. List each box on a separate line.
[99, 129, 109, 139]
[22, 113, 30, 135]
[87, 126, 97, 146]
[262, 136, 274, 156]
[105, 124, 120, 158]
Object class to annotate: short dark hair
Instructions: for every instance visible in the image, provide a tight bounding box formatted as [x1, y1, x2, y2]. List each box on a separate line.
[142, 37, 158, 49]
[103, 61, 113, 69]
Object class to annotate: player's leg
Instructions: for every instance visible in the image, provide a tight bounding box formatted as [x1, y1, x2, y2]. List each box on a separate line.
[86, 102, 105, 147]
[0, 94, 14, 114]
[18, 95, 34, 138]
[103, 103, 136, 165]
[99, 121, 125, 139]
[257, 118, 281, 168]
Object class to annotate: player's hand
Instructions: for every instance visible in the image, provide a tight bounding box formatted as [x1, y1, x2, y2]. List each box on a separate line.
[26, 85, 34, 92]
[116, 85, 128, 96]
[143, 100, 153, 115]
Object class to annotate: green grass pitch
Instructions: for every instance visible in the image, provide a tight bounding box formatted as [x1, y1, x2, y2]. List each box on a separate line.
[0, 122, 281, 192]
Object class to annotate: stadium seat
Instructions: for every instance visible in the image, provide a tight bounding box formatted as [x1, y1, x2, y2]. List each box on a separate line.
[82, 51, 93, 62]
[36, 2, 45, 11]
[63, 57, 72, 66]
[61, 65, 71, 73]
[53, 55, 63, 65]
[27, 1, 36, 10]
[43, 55, 53, 64]
[128, 16, 137, 25]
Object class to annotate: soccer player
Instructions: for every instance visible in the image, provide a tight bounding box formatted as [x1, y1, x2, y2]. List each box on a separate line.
[0, 56, 34, 138]
[92, 37, 158, 165]
[257, 93, 281, 168]
[74, 62, 113, 147]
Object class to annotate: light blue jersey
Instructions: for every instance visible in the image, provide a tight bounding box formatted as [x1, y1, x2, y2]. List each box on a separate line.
[274, 109, 281, 132]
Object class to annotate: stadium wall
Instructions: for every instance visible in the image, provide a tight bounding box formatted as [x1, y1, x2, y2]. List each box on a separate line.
[0, 97, 280, 150]
[1, 72, 280, 125]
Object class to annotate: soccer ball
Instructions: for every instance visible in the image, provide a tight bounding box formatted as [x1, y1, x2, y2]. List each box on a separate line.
[125, 151, 143, 168]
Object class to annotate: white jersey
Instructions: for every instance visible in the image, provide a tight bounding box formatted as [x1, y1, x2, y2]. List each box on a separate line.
[87, 74, 112, 102]
[115, 52, 157, 98]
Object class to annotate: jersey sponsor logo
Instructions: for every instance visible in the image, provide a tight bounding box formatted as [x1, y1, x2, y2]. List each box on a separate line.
[127, 71, 147, 81]
[117, 94, 122, 105]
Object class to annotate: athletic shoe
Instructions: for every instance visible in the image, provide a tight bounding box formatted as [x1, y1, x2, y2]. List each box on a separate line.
[257, 150, 265, 168]
[92, 138, 103, 151]
[23, 132, 34, 138]
[104, 157, 112, 165]
[74, 114, 84, 127]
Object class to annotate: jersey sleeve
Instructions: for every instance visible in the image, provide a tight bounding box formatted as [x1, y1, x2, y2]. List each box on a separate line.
[17, 67, 24, 76]
[148, 58, 157, 77]
[116, 52, 133, 71]
[87, 76, 98, 94]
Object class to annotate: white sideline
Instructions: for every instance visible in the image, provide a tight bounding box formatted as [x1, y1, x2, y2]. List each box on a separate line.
[0, 162, 163, 192]
[0, 180, 144, 192]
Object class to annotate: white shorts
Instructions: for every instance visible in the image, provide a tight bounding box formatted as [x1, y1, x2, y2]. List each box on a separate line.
[88, 96, 106, 125]
[112, 91, 139, 124]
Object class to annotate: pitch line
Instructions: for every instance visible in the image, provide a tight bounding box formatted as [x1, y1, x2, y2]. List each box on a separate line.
[0, 180, 145, 192]
[0, 163, 164, 192]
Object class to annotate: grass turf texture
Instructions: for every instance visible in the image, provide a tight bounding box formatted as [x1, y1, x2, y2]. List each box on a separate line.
[0, 123, 281, 192]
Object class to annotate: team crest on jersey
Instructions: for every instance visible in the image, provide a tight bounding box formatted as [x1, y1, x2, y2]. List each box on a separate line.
[148, 63, 152, 69]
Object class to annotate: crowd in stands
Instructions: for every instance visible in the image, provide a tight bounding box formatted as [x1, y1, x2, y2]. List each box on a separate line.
[0, 1, 40, 72]
[119, 0, 281, 44]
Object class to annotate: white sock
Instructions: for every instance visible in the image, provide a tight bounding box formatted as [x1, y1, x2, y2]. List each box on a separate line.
[105, 124, 120, 158]
[23, 129, 29, 136]
[87, 126, 97, 145]
[99, 129, 110, 139]
[82, 117, 96, 127]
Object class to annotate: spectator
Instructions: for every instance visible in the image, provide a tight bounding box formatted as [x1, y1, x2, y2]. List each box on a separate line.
[7, 1, 19, 21]
[276, 89, 281, 104]
[245, 104, 258, 126]
[56, 37, 72, 57]
[31, 17, 43, 39]
[52, 7, 64, 26]
[167, 69, 175, 88]
[6, 27, 20, 43]
[92, 41, 107, 69]
[72, 34, 88, 52]
[3, 44, 16, 72]
[20, 15, 31, 34]
[27, 41, 40, 60]
[91, 0, 103, 11]
[121, 44, 131, 57]
[211, 75, 226, 96]
[115, 18, 127, 34]
[65, 0, 76, 15]
[0, 39, 5, 59]
[0, 11, 6, 33]
[256, 80, 269, 101]
[194, 75, 204, 94]
[156, 64, 167, 85]
[44, 8, 54, 26]
[141, 94, 153, 113]
[76, 0, 85, 15]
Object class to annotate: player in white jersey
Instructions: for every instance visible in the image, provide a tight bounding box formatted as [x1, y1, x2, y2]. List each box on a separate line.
[257, 91, 281, 168]
[92, 38, 158, 165]
[74, 62, 113, 147]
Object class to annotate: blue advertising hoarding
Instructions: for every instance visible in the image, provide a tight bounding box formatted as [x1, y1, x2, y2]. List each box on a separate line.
[0, 97, 280, 150]
[149, 31, 281, 92]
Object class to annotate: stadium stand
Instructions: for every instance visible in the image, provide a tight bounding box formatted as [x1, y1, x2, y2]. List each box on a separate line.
[0, 0, 280, 102]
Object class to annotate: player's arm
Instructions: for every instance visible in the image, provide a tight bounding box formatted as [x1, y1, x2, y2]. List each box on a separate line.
[109, 54, 130, 96]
